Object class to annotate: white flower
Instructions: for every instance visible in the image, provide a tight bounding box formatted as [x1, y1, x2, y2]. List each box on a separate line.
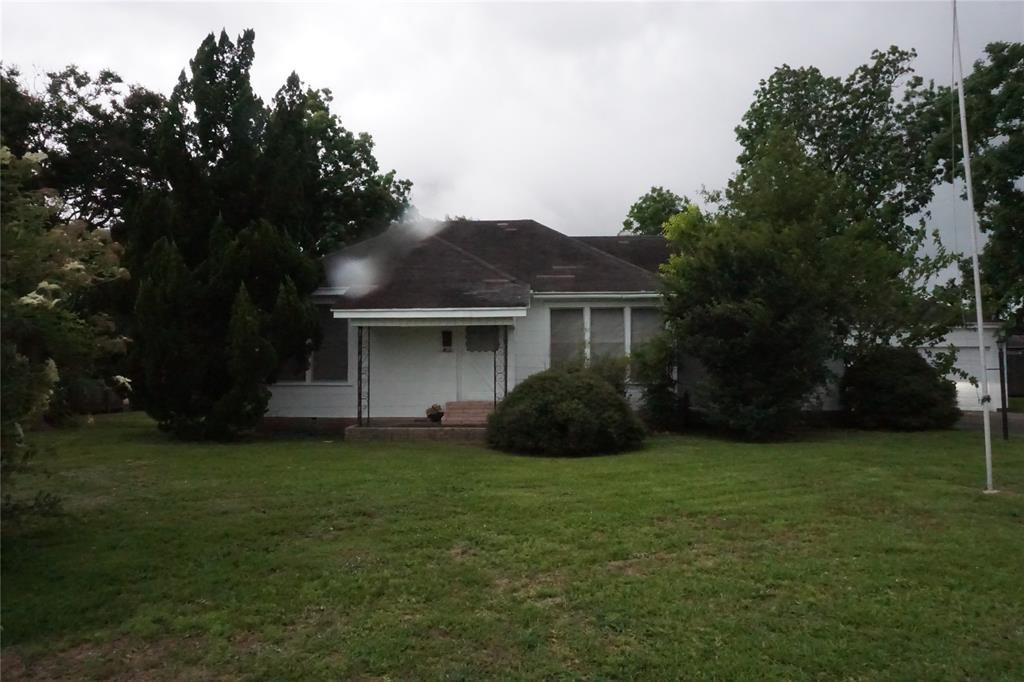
[43, 358, 59, 383]
[36, 280, 63, 293]
[112, 375, 133, 391]
[23, 151, 48, 164]
[18, 292, 50, 307]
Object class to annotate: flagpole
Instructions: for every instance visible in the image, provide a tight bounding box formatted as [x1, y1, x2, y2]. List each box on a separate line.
[953, 1, 995, 493]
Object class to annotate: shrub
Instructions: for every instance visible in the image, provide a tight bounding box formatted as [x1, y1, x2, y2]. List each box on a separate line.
[487, 369, 644, 456]
[629, 333, 687, 431]
[564, 354, 629, 396]
[840, 346, 960, 430]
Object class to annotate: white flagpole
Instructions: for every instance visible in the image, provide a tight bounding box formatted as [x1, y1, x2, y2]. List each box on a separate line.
[953, 2, 995, 493]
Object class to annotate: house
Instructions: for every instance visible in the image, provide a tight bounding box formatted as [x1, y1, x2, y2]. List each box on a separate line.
[266, 218, 1005, 433]
[266, 219, 671, 430]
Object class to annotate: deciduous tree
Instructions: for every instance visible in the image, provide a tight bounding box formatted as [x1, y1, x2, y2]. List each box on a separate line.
[928, 42, 1023, 329]
[622, 186, 688, 235]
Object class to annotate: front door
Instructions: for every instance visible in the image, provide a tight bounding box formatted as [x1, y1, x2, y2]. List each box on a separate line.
[457, 326, 500, 401]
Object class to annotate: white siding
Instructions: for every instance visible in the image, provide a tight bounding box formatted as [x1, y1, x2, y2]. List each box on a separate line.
[267, 296, 660, 419]
[920, 326, 1005, 411]
[368, 327, 460, 417]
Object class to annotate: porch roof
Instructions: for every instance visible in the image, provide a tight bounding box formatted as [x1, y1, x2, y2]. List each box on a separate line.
[333, 307, 527, 327]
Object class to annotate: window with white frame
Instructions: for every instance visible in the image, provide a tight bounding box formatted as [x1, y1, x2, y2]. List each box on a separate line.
[311, 308, 349, 382]
[550, 308, 584, 367]
[590, 308, 625, 359]
[630, 308, 662, 349]
[549, 305, 663, 368]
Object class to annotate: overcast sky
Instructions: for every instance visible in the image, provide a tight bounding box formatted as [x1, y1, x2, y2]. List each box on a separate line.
[2, 1, 1022, 240]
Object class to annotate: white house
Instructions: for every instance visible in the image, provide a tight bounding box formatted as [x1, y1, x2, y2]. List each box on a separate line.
[266, 218, 1004, 431]
[266, 219, 669, 429]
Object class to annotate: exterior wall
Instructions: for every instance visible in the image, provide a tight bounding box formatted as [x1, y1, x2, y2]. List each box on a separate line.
[368, 326, 459, 417]
[267, 296, 661, 420]
[267, 301, 1002, 421]
[512, 297, 663, 386]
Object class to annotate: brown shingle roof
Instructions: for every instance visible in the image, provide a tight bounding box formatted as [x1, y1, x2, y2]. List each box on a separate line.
[575, 235, 671, 273]
[321, 219, 660, 310]
[438, 220, 660, 293]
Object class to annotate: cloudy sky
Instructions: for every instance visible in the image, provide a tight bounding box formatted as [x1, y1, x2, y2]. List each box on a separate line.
[2, 1, 1021, 239]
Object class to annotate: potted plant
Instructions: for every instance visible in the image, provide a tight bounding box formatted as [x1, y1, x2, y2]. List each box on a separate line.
[425, 404, 444, 423]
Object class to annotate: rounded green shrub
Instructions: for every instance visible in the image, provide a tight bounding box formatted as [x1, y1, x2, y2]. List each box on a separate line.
[487, 369, 645, 456]
[840, 346, 961, 430]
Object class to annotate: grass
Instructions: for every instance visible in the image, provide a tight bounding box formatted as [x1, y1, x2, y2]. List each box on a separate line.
[2, 413, 1023, 681]
[1008, 396, 1024, 413]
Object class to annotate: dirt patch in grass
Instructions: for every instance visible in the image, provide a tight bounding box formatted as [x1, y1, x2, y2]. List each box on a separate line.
[494, 570, 568, 607]
[449, 543, 479, 561]
[2, 636, 213, 682]
[606, 551, 678, 577]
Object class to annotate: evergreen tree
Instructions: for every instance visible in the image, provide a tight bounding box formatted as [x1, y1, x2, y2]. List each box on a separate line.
[121, 30, 410, 438]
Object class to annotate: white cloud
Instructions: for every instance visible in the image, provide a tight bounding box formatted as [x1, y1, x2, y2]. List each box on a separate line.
[2, 1, 1021, 239]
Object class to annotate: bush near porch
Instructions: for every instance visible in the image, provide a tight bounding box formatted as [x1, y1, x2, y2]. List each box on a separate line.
[486, 369, 645, 456]
[1, 413, 1022, 680]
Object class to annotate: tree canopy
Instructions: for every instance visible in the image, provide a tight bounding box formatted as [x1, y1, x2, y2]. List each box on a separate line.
[659, 45, 971, 438]
[3, 29, 412, 439]
[622, 186, 688, 235]
[122, 29, 410, 438]
[928, 41, 1023, 329]
[1, 147, 127, 513]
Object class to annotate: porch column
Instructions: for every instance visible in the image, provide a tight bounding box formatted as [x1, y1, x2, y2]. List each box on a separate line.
[493, 325, 509, 406]
[357, 325, 371, 425]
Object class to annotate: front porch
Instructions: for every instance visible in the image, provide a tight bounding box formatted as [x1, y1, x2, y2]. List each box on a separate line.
[339, 308, 522, 426]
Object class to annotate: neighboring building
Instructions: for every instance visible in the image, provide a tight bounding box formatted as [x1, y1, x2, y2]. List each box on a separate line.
[266, 220, 670, 428]
[921, 324, 1008, 412]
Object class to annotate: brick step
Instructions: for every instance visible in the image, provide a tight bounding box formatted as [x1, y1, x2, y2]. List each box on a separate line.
[442, 401, 495, 426]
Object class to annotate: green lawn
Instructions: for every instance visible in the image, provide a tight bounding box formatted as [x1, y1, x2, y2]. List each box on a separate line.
[3, 414, 1023, 681]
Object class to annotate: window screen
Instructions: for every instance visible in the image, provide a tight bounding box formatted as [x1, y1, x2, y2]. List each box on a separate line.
[466, 326, 499, 352]
[550, 308, 584, 367]
[312, 308, 349, 381]
[630, 308, 662, 349]
[590, 308, 625, 359]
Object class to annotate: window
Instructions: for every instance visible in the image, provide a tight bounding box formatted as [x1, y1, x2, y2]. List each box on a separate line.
[630, 308, 662, 349]
[277, 356, 309, 382]
[550, 308, 584, 367]
[466, 325, 499, 352]
[312, 308, 349, 381]
[590, 308, 625, 359]
[441, 329, 453, 352]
